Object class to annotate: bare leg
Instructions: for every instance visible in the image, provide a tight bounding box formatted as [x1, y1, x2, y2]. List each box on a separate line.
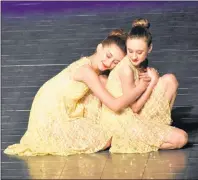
[169, 92, 177, 110]
[159, 74, 188, 149]
[101, 137, 112, 150]
[160, 127, 188, 149]
[160, 74, 179, 109]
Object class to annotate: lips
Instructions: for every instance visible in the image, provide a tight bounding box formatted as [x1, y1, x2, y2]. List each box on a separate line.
[102, 62, 108, 69]
[132, 59, 139, 63]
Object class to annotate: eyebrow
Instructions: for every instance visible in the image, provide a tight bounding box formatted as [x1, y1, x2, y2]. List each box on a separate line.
[128, 48, 144, 51]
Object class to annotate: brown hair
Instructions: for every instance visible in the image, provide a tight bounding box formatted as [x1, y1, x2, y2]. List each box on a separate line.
[108, 29, 126, 36]
[132, 18, 150, 29]
[129, 18, 152, 47]
[102, 29, 127, 54]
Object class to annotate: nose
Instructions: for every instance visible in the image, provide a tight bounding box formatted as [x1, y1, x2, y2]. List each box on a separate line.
[104, 59, 113, 68]
[132, 53, 137, 59]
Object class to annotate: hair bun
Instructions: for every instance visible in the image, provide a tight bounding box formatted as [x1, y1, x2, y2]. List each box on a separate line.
[132, 18, 150, 29]
[108, 29, 126, 37]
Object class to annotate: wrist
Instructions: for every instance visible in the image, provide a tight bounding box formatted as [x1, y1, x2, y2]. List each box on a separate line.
[149, 81, 157, 88]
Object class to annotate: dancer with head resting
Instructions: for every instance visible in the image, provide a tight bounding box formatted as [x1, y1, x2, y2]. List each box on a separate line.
[100, 18, 188, 153]
[4, 29, 151, 156]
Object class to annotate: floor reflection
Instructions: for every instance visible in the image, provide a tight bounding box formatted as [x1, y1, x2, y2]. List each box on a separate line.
[143, 150, 188, 179]
[26, 152, 108, 179]
[4, 149, 188, 179]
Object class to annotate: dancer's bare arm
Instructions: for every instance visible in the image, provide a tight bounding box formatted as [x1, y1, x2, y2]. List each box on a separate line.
[130, 68, 159, 113]
[118, 66, 150, 109]
[74, 65, 147, 112]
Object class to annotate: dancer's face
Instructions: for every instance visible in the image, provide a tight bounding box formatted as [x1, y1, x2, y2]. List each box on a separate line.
[126, 38, 152, 67]
[97, 43, 125, 71]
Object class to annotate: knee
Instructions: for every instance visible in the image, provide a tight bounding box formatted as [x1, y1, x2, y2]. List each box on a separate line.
[175, 130, 188, 149]
[179, 131, 188, 148]
[161, 74, 179, 90]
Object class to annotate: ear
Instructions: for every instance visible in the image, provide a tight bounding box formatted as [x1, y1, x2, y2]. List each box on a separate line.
[148, 43, 153, 54]
[96, 43, 103, 52]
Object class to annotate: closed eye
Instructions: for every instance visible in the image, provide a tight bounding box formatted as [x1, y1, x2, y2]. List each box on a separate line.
[113, 60, 120, 64]
[106, 52, 112, 58]
[137, 51, 143, 54]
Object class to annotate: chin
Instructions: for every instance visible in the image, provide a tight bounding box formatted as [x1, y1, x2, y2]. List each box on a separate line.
[98, 64, 105, 71]
[131, 60, 144, 67]
[101, 67, 108, 72]
[131, 62, 140, 67]
[99, 63, 108, 71]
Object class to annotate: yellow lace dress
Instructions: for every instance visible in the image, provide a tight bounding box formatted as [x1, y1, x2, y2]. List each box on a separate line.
[100, 56, 174, 153]
[4, 57, 110, 156]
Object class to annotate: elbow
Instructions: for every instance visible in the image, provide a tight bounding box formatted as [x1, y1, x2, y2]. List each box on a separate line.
[112, 107, 121, 113]
[111, 104, 122, 113]
[131, 105, 140, 113]
[133, 109, 139, 113]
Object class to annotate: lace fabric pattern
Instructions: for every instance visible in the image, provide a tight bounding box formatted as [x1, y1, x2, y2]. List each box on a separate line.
[4, 57, 110, 156]
[100, 56, 173, 153]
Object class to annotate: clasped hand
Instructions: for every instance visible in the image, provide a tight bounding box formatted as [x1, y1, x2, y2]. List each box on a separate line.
[136, 67, 159, 90]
